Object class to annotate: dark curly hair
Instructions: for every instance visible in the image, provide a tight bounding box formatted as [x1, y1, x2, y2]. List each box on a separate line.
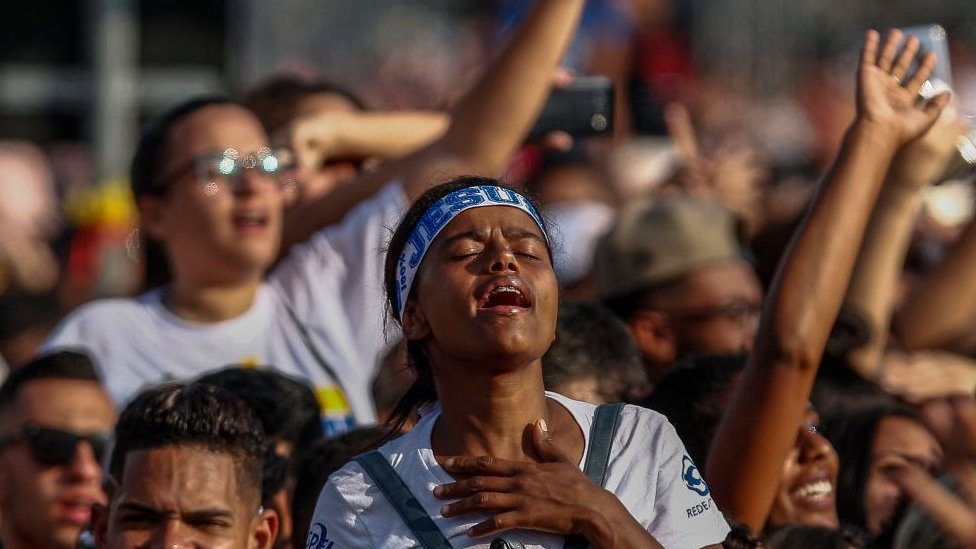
[108, 382, 268, 506]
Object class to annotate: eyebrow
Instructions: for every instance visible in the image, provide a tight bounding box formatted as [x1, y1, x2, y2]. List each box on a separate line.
[117, 502, 235, 521]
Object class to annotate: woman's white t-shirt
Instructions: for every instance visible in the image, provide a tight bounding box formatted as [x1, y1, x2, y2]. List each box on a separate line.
[43, 182, 407, 435]
[308, 392, 730, 549]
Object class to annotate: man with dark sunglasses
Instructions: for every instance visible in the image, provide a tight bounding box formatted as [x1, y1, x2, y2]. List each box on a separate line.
[0, 351, 116, 549]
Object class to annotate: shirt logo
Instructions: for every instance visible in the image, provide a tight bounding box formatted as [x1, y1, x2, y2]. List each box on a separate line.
[682, 455, 710, 496]
[306, 523, 334, 549]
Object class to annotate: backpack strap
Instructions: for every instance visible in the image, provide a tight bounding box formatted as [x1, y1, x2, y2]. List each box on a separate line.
[355, 451, 453, 549]
[564, 402, 625, 549]
[582, 402, 624, 486]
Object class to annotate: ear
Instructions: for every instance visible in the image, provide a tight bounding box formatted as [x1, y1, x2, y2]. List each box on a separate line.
[92, 502, 110, 547]
[628, 311, 677, 374]
[400, 298, 431, 341]
[251, 507, 279, 549]
[137, 196, 169, 241]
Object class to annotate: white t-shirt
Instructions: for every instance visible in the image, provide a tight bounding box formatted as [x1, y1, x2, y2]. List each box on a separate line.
[309, 392, 730, 549]
[43, 182, 407, 436]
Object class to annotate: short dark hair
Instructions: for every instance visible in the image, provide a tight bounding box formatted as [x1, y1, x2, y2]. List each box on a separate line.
[242, 74, 366, 135]
[196, 367, 323, 452]
[542, 301, 647, 402]
[108, 382, 267, 505]
[0, 351, 100, 414]
[765, 524, 869, 548]
[129, 96, 239, 289]
[638, 353, 748, 468]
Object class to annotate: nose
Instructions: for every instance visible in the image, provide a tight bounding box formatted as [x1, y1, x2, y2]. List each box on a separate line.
[147, 521, 197, 549]
[797, 427, 834, 465]
[64, 441, 103, 484]
[487, 242, 519, 273]
[233, 166, 276, 196]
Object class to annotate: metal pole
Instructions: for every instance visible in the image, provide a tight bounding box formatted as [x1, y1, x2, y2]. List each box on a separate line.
[90, 0, 138, 183]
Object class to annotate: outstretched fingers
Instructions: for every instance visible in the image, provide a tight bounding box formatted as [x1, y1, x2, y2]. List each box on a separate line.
[904, 52, 939, 95]
[860, 29, 881, 68]
[876, 29, 904, 72]
[890, 36, 920, 82]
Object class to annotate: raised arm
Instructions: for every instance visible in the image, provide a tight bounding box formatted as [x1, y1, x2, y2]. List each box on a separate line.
[289, 110, 449, 169]
[894, 204, 976, 351]
[705, 30, 949, 533]
[283, 0, 584, 245]
[843, 95, 967, 376]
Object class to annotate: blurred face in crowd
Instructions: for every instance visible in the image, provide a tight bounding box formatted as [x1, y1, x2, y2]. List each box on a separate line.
[0, 379, 116, 549]
[666, 260, 762, 356]
[140, 104, 285, 285]
[403, 206, 558, 372]
[862, 415, 942, 535]
[767, 407, 840, 529]
[633, 259, 762, 381]
[95, 445, 277, 549]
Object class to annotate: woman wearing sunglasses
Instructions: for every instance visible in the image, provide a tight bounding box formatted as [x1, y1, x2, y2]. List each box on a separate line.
[42, 0, 586, 434]
[308, 178, 730, 548]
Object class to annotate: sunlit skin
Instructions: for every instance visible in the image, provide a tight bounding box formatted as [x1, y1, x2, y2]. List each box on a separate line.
[139, 105, 285, 320]
[0, 380, 116, 549]
[405, 207, 559, 375]
[767, 409, 840, 529]
[863, 416, 942, 535]
[291, 92, 361, 203]
[94, 446, 277, 549]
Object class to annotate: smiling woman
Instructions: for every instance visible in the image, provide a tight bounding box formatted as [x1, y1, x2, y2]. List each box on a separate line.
[306, 177, 730, 549]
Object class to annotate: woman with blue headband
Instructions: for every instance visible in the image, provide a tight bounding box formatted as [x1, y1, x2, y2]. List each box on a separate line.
[306, 176, 729, 548]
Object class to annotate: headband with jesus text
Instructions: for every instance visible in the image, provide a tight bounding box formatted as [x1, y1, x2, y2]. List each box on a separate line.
[394, 185, 549, 319]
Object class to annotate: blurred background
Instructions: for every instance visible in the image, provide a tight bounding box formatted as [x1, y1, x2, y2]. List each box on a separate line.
[2, 0, 976, 370]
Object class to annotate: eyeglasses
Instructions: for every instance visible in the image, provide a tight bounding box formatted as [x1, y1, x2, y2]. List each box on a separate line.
[660, 300, 762, 324]
[150, 147, 297, 195]
[0, 424, 110, 467]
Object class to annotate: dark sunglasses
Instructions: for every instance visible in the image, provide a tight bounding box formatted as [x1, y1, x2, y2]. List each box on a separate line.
[0, 423, 110, 467]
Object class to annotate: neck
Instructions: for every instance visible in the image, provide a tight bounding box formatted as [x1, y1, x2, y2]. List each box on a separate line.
[164, 276, 261, 322]
[431, 357, 552, 462]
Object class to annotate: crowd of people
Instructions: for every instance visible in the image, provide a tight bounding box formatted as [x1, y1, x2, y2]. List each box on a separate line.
[2, 1, 976, 548]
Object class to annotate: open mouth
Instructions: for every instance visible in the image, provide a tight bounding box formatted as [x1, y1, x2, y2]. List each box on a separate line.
[232, 210, 269, 232]
[58, 498, 96, 525]
[790, 478, 835, 508]
[476, 277, 532, 313]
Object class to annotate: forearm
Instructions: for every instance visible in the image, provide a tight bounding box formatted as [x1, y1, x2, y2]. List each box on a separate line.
[401, 0, 585, 198]
[896, 217, 976, 349]
[330, 111, 449, 159]
[706, 121, 900, 530]
[581, 494, 664, 549]
[844, 184, 923, 376]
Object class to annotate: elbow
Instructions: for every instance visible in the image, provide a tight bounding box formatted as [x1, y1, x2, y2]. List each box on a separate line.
[759, 328, 824, 375]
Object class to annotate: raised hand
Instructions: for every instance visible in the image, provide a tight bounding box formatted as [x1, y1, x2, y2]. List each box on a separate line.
[857, 29, 951, 145]
[889, 396, 976, 547]
[433, 420, 663, 548]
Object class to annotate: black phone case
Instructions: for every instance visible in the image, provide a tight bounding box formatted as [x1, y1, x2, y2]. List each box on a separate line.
[527, 76, 615, 141]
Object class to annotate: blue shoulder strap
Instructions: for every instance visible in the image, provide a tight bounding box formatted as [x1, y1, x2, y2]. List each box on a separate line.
[564, 402, 625, 549]
[355, 403, 625, 549]
[354, 451, 453, 549]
